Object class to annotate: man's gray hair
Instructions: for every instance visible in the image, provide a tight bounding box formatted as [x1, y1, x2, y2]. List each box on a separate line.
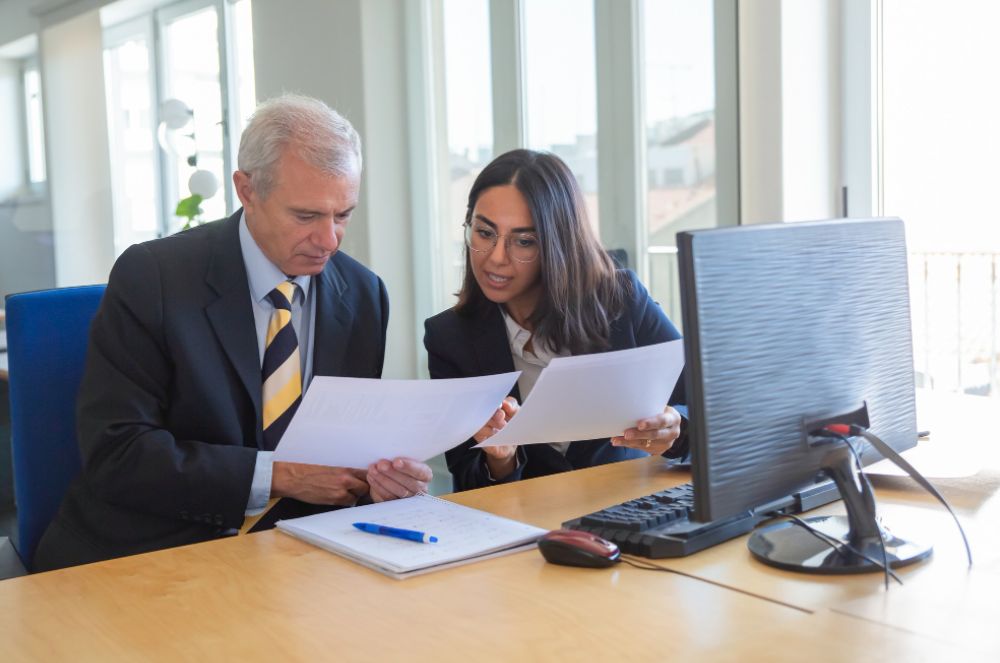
[237, 94, 362, 198]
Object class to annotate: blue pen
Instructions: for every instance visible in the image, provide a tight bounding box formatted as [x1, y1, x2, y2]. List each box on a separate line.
[353, 522, 439, 543]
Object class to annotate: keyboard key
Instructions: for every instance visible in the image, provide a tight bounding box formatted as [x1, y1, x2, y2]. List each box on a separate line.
[561, 480, 842, 558]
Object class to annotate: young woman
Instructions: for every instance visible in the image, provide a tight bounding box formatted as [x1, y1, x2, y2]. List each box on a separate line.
[424, 149, 687, 491]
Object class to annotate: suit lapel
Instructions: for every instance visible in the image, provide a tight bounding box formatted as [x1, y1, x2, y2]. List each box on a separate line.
[312, 256, 352, 377]
[471, 306, 521, 401]
[204, 211, 263, 436]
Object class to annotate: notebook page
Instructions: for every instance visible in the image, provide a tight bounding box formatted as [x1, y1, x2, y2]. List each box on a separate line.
[276, 495, 547, 576]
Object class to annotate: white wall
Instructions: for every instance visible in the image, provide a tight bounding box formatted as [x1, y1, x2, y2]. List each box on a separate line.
[359, 0, 417, 377]
[251, 0, 418, 379]
[0, 38, 57, 300]
[40, 9, 115, 286]
[0, 197, 56, 300]
[0, 1, 125, 49]
[0, 1, 38, 48]
[0, 54, 56, 299]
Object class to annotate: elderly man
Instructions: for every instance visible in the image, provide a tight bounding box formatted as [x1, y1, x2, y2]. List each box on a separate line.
[34, 95, 431, 571]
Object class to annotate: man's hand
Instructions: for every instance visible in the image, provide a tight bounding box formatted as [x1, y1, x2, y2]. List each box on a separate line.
[367, 458, 433, 502]
[271, 461, 369, 505]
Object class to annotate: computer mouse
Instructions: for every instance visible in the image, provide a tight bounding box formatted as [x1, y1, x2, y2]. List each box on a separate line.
[537, 529, 621, 568]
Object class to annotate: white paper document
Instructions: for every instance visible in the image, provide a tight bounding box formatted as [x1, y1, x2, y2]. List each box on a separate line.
[478, 339, 685, 448]
[276, 494, 547, 579]
[274, 373, 519, 468]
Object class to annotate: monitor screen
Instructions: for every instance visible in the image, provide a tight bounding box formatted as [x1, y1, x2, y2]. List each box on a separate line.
[677, 218, 928, 572]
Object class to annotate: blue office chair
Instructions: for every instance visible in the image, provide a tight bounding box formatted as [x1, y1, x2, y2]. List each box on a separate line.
[5, 285, 105, 570]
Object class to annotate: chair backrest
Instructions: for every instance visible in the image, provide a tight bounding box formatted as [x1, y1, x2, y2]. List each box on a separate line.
[5, 285, 105, 570]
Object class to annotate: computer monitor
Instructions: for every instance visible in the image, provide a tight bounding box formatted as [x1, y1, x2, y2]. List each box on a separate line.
[677, 217, 932, 573]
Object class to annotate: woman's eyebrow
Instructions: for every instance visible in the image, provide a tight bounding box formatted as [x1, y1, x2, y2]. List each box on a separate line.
[473, 214, 535, 233]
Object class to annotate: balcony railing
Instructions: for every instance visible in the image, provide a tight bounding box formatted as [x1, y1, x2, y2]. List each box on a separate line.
[647, 248, 1000, 398]
[909, 252, 998, 396]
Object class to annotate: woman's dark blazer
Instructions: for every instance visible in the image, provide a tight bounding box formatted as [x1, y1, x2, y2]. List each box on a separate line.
[424, 270, 687, 492]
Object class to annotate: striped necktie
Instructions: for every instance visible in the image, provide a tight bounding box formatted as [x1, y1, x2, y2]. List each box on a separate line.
[262, 280, 302, 451]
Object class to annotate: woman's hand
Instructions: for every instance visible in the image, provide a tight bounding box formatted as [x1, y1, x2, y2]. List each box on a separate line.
[473, 397, 520, 479]
[611, 405, 682, 456]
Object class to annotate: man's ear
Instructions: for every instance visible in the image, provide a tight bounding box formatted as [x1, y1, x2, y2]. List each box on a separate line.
[233, 170, 255, 210]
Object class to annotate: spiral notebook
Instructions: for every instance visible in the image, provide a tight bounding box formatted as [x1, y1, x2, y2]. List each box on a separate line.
[276, 495, 547, 579]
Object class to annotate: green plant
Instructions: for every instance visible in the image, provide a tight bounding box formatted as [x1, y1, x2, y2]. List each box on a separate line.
[175, 193, 204, 231]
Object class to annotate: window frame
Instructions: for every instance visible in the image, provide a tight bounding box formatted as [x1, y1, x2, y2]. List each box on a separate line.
[19, 55, 48, 196]
[154, 0, 233, 232]
[103, 15, 162, 254]
[840, 0, 879, 219]
[407, 0, 740, 350]
[102, 0, 244, 248]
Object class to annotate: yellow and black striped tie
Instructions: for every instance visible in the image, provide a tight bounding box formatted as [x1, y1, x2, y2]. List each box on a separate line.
[262, 280, 302, 450]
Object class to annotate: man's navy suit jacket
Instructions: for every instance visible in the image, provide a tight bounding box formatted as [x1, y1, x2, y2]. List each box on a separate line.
[34, 211, 389, 570]
[424, 270, 687, 492]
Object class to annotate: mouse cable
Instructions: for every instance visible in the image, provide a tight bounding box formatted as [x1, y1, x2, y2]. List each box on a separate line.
[618, 555, 811, 613]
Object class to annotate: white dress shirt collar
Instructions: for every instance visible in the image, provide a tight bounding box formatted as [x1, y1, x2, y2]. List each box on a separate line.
[238, 212, 312, 303]
[502, 307, 560, 367]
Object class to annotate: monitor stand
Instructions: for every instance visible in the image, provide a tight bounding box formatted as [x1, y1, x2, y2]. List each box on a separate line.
[747, 446, 932, 574]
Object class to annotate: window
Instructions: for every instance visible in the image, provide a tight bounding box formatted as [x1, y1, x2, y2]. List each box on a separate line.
[878, 0, 1000, 396]
[643, 0, 718, 325]
[523, 0, 599, 229]
[104, 21, 159, 253]
[102, 0, 254, 252]
[439, 0, 494, 309]
[643, 0, 716, 242]
[422, 0, 734, 320]
[226, 0, 257, 187]
[158, 0, 228, 228]
[22, 62, 47, 186]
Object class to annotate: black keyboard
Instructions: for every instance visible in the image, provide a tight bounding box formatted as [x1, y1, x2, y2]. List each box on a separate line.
[562, 481, 842, 558]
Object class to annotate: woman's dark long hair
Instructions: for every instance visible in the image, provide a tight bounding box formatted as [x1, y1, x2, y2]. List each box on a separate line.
[455, 149, 628, 355]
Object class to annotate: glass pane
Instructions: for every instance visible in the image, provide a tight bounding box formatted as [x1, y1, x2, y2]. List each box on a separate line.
[161, 6, 226, 230]
[230, 0, 256, 131]
[523, 0, 599, 230]
[882, 0, 1000, 396]
[643, 0, 716, 327]
[104, 36, 159, 254]
[441, 0, 494, 309]
[228, 0, 257, 207]
[23, 66, 47, 184]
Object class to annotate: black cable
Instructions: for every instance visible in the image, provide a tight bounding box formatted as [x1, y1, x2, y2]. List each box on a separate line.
[854, 427, 973, 569]
[825, 430, 894, 590]
[774, 513, 903, 585]
[760, 510, 853, 557]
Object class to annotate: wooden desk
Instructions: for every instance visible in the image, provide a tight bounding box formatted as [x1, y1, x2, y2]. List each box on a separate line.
[0, 456, 989, 661]
[630, 390, 1000, 658]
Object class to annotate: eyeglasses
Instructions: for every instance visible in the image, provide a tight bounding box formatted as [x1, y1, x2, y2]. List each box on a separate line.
[464, 221, 540, 263]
